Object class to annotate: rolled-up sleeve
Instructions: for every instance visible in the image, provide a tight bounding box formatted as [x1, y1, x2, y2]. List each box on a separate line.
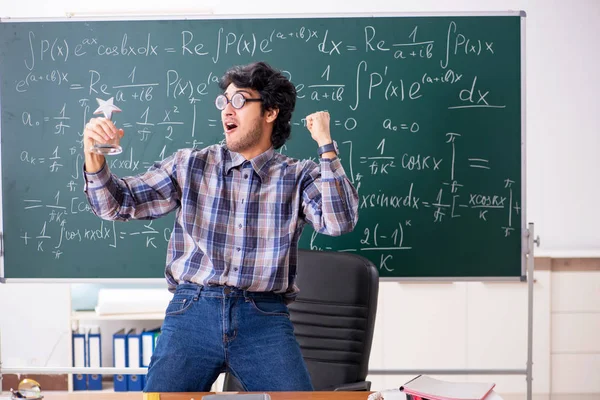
[300, 157, 359, 236]
[83, 152, 181, 221]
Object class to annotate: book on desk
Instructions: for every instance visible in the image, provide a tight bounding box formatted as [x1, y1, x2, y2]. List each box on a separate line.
[400, 375, 496, 400]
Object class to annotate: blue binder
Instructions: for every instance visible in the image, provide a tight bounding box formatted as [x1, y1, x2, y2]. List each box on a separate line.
[72, 331, 87, 390]
[126, 329, 144, 391]
[112, 328, 128, 392]
[87, 327, 103, 390]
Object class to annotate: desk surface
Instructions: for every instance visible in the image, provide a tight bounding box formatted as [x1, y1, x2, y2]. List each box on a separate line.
[1, 390, 507, 400]
[14, 392, 371, 400]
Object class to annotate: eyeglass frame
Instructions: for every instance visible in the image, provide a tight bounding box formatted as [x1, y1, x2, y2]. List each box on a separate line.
[215, 92, 263, 110]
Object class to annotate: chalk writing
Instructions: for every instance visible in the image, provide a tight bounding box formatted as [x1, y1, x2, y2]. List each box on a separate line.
[0, 15, 523, 278]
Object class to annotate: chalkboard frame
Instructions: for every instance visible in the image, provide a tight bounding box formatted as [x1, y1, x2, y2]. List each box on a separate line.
[0, 11, 527, 282]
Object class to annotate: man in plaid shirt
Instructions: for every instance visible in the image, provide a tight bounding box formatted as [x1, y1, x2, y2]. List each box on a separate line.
[83, 61, 359, 392]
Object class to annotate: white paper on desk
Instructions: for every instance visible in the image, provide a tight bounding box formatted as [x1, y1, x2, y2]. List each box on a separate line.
[95, 288, 171, 315]
[378, 388, 503, 400]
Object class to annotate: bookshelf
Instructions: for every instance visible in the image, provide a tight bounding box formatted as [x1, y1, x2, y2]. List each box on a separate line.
[68, 311, 165, 393]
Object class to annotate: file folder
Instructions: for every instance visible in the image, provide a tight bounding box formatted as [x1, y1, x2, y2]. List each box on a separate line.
[72, 330, 87, 390]
[141, 327, 160, 368]
[127, 329, 144, 391]
[87, 327, 103, 390]
[113, 328, 128, 392]
[153, 329, 161, 348]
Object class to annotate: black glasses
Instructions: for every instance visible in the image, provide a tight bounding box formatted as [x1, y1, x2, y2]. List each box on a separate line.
[215, 93, 262, 110]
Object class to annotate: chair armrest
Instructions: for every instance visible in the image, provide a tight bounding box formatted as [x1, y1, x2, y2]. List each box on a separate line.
[332, 381, 371, 391]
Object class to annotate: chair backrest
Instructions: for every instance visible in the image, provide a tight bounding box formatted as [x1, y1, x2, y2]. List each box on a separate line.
[289, 249, 379, 390]
[222, 249, 379, 391]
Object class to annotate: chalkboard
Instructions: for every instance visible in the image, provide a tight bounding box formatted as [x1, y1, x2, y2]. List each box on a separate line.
[0, 13, 525, 280]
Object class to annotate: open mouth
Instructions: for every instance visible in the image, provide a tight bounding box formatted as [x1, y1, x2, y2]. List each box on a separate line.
[225, 122, 238, 134]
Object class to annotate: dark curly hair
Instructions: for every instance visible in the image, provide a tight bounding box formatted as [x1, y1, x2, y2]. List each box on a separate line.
[219, 61, 296, 149]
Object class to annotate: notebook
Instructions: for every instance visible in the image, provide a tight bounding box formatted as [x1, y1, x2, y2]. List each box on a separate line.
[400, 375, 496, 400]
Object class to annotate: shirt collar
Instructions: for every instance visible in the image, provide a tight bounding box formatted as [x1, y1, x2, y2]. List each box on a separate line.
[224, 146, 275, 182]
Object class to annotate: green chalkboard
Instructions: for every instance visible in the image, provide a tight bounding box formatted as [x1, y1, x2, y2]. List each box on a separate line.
[0, 13, 525, 280]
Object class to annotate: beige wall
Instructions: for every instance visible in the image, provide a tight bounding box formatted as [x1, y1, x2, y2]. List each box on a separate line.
[1, 260, 598, 397]
[366, 259, 600, 396]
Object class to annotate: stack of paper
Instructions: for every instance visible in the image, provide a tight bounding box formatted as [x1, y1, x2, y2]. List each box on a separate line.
[400, 375, 496, 400]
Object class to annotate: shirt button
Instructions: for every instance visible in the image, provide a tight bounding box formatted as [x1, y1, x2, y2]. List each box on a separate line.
[244, 174, 248, 179]
[238, 224, 242, 229]
[233, 267, 238, 272]
[236, 247, 241, 252]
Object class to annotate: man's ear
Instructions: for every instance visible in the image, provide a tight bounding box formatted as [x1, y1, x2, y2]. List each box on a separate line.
[265, 107, 279, 123]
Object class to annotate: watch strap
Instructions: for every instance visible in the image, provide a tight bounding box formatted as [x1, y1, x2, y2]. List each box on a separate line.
[317, 141, 337, 156]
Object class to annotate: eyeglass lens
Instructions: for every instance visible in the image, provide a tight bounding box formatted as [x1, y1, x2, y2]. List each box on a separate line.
[215, 93, 247, 110]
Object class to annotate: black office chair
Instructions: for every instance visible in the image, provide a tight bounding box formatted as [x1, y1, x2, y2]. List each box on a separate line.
[223, 248, 379, 391]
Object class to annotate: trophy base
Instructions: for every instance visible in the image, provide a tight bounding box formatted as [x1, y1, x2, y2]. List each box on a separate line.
[90, 144, 122, 155]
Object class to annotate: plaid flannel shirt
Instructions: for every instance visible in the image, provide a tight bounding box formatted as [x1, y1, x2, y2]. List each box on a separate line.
[84, 144, 358, 302]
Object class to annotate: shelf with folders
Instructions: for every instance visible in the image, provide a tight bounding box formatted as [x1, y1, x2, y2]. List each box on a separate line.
[67, 286, 170, 391]
[70, 322, 161, 393]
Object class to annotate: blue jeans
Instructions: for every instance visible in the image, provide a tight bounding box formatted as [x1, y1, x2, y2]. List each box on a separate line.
[144, 284, 313, 392]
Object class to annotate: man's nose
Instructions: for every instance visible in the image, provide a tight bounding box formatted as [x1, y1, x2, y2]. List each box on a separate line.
[223, 101, 235, 115]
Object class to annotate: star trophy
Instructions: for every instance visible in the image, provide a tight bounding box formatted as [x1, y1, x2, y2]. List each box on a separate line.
[90, 97, 123, 155]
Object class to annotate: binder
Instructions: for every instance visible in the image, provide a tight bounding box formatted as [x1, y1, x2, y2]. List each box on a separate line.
[72, 330, 87, 390]
[153, 329, 161, 349]
[113, 328, 129, 392]
[127, 329, 144, 391]
[87, 326, 103, 390]
[141, 327, 160, 368]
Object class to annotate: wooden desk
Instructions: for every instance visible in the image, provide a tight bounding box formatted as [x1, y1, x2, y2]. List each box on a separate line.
[22, 392, 371, 400]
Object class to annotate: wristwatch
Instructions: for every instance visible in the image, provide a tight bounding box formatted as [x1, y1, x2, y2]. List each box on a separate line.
[317, 140, 338, 157]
